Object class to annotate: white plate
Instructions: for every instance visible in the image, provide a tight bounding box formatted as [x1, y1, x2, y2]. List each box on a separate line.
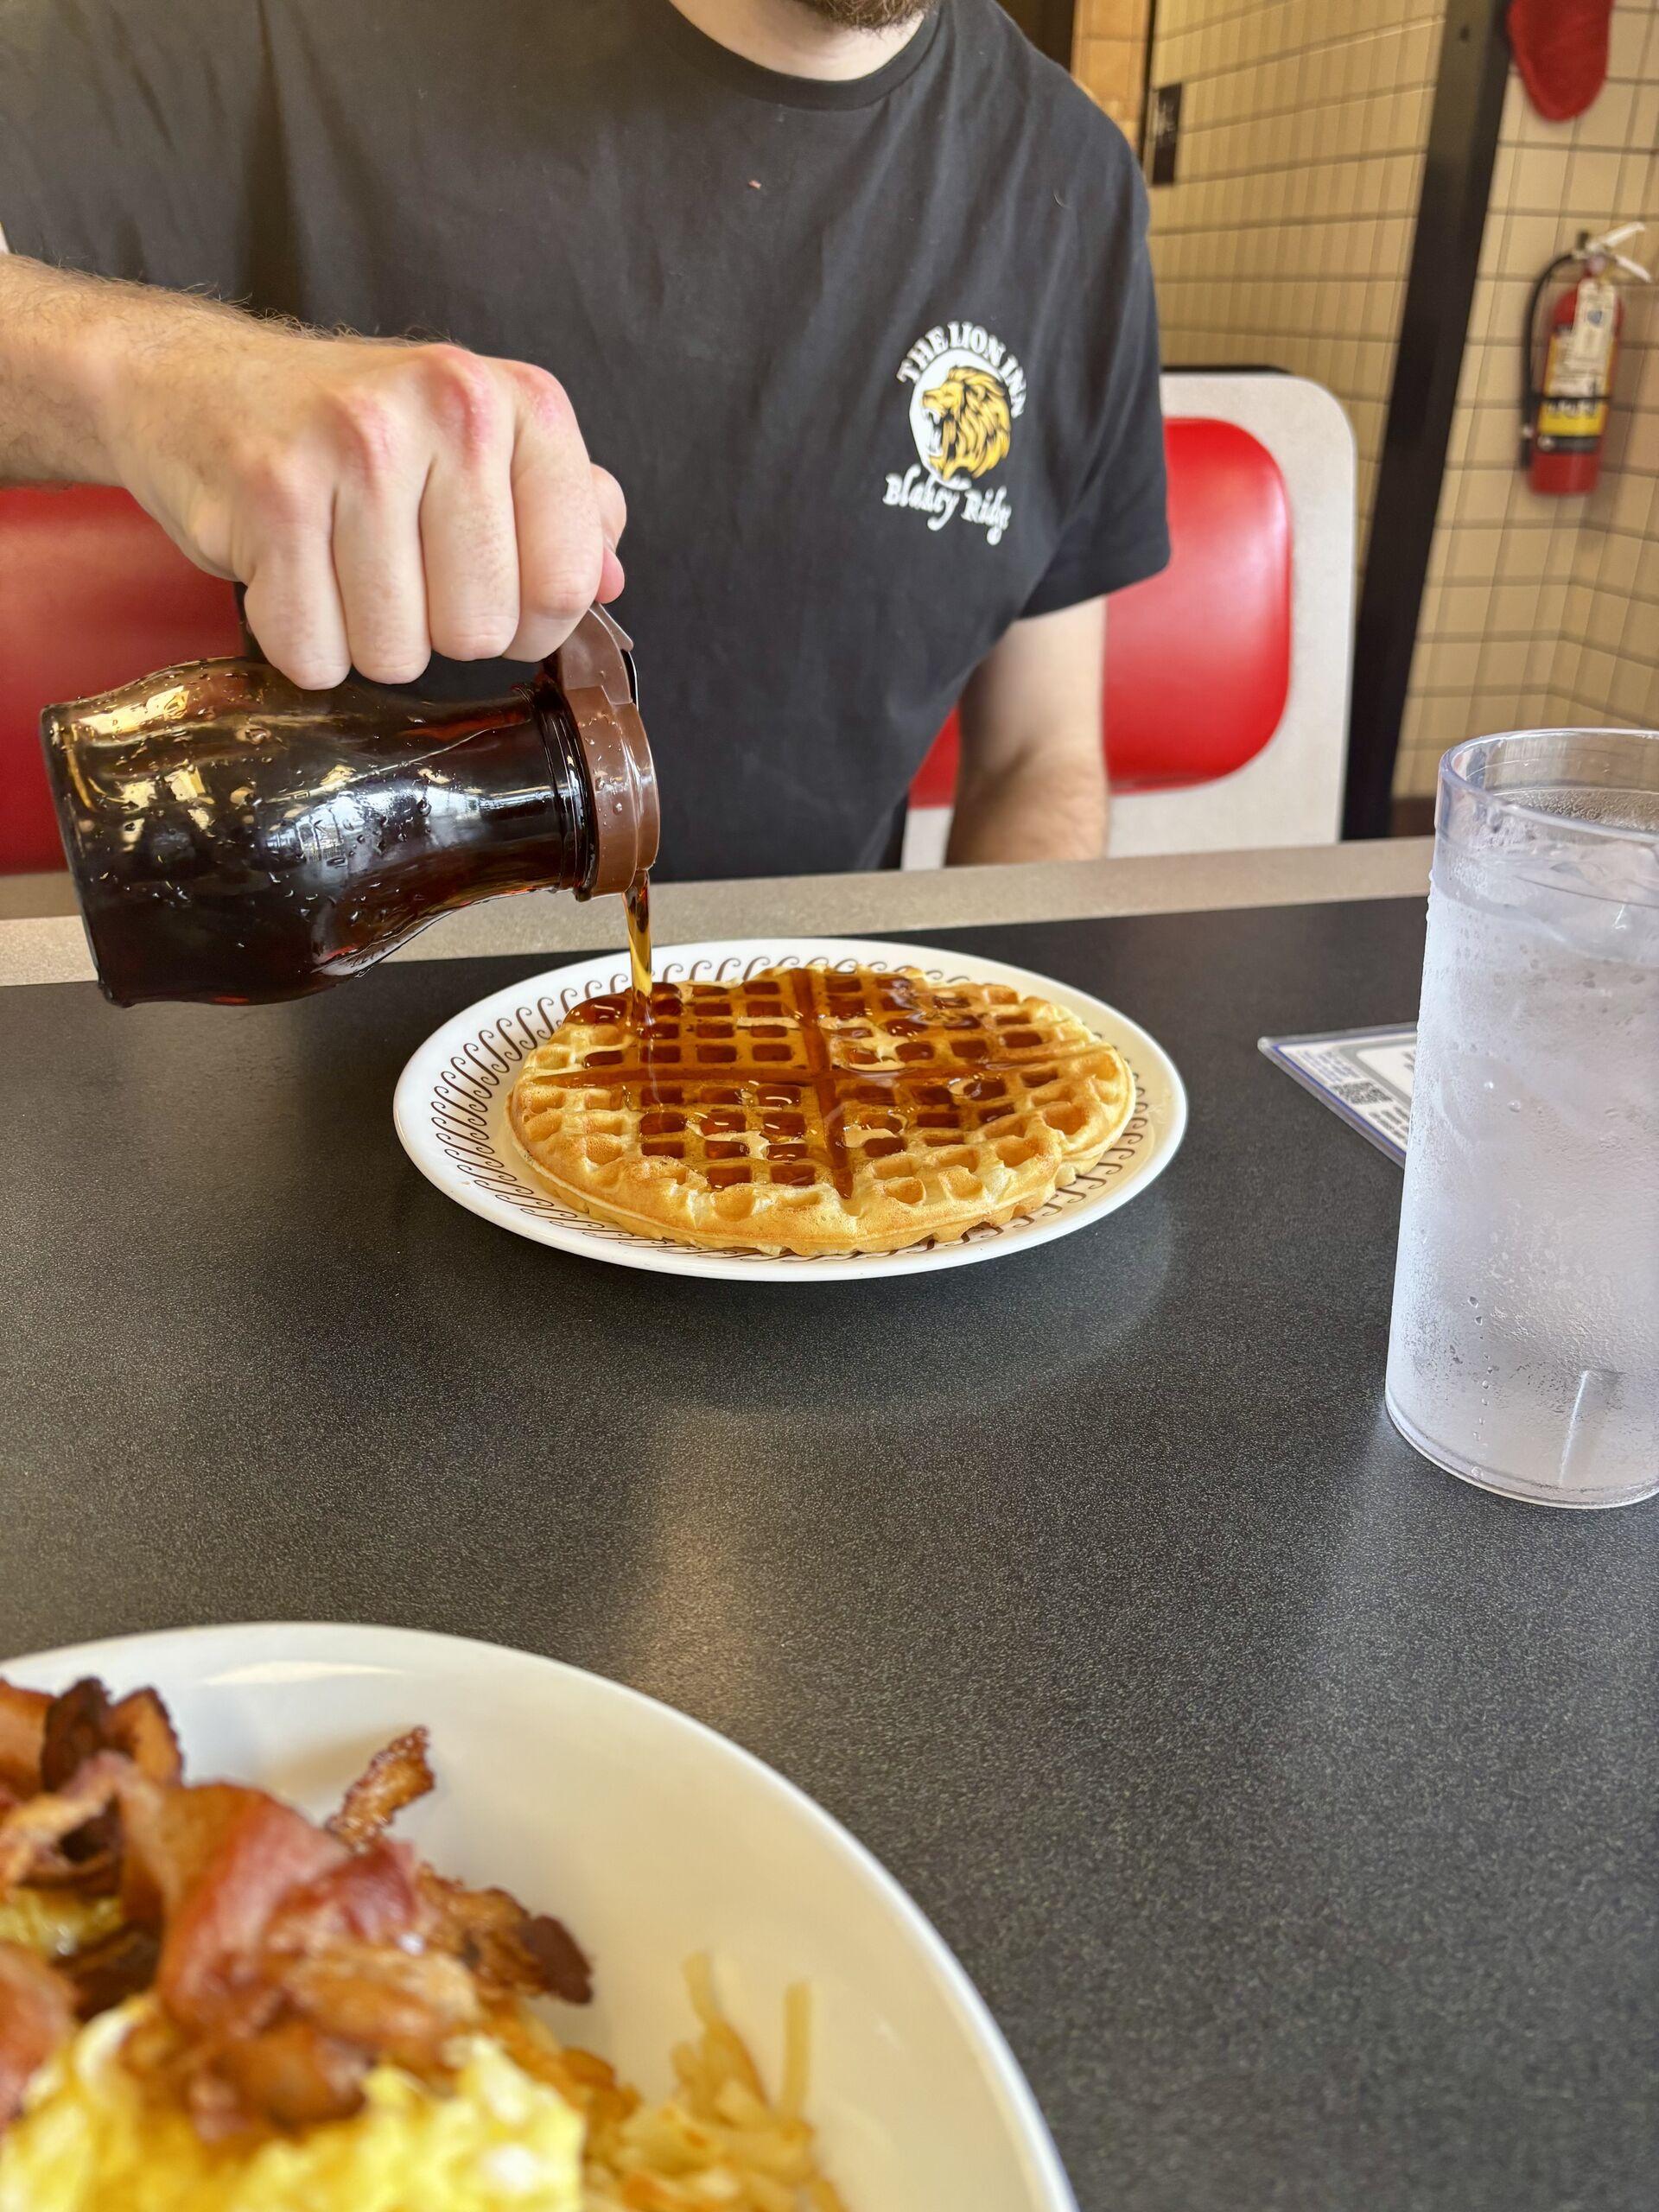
[394, 935, 1185, 1281]
[7, 1623, 1077, 2212]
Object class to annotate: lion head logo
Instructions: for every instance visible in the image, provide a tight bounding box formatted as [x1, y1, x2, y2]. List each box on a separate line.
[919, 364, 1012, 485]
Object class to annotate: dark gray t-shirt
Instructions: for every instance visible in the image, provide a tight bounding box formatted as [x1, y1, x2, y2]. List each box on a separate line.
[0, 0, 1169, 880]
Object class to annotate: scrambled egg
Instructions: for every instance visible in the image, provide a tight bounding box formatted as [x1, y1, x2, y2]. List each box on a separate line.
[0, 2002, 584, 2212]
[0, 1891, 124, 1961]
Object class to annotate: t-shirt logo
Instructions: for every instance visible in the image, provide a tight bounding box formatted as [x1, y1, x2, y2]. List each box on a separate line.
[884, 322, 1027, 547]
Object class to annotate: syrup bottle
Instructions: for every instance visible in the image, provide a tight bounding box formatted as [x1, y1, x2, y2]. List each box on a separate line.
[41, 607, 658, 1007]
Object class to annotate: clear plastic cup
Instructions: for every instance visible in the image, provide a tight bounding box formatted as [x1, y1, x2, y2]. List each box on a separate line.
[1386, 728, 1659, 1508]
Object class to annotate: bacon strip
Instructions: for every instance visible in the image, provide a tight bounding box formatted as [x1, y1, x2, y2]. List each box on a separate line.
[265, 1840, 428, 1957]
[0, 1943, 73, 2129]
[110, 1689, 185, 1787]
[36, 1679, 182, 1796]
[0, 1684, 49, 1800]
[422, 1872, 593, 2005]
[194, 1948, 480, 2133]
[118, 1777, 349, 2028]
[0, 1681, 186, 1897]
[39, 1680, 120, 1795]
[0, 1752, 128, 1894]
[277, 1945, 480, 2069]
[59, 1924, 162, 2020]
[327, 1729, 435, 1850]
[0, 1706, 593, 2143]
[207, 2016, 371, 2133]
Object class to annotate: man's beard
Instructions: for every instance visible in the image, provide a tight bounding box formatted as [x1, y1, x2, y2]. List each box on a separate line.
[790, 0, 938, 28]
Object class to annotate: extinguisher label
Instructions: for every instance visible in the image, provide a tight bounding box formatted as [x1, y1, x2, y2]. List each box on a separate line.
[1537, 280, 1618, 451]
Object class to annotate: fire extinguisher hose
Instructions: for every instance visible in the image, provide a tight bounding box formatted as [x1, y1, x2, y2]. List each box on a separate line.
[1521, 251, 1580, 465]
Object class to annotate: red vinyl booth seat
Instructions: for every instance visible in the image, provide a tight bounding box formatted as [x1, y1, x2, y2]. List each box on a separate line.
[0, 487, 242, 874]
[910, 416, 1292, 810]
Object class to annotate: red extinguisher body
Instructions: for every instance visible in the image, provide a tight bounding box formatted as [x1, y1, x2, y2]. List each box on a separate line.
[1530, 276, 1623, 494]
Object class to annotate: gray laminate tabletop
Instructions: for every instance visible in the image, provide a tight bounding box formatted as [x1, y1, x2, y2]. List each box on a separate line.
[1, 852, 1653, 2211]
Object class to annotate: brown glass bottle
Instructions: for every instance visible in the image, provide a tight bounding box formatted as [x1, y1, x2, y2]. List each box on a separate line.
[41, 608, 658, 1007]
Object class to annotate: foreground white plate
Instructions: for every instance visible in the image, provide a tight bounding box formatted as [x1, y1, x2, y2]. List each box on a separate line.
[395, 935, 1185, 1281]
[7, 1623, 1076, 2212]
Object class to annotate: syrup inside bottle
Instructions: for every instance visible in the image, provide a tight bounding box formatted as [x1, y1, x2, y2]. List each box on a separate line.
[44, 668, 593, 1006]
[41, 607, 658, 1008]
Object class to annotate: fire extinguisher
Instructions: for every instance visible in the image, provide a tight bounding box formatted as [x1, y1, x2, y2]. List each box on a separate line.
[1522, 222, 1651, 494]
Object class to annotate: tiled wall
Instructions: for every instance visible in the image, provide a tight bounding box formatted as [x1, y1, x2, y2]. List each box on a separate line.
[1398, 1, 1659, 796]
[1141, 0, 1446, 549]
[1068, 0, 1656, 804]
[1072, 0, 1153, 144]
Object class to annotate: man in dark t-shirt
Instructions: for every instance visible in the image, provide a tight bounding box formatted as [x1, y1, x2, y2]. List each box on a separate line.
[0, 0, 1168, 881]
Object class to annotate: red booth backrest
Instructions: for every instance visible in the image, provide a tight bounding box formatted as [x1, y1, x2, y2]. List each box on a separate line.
[0, 487, 242, 874]
[910, 416, 1292, 808]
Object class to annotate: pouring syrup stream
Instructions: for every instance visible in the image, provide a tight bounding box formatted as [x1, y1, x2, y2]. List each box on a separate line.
[624, 872, 653, 1028]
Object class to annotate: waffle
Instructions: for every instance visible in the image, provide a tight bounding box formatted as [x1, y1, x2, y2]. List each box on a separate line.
[506, 963, 1135, 1256]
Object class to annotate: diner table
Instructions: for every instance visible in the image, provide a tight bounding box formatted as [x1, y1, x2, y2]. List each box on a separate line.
[2, 836, 1654, 2212]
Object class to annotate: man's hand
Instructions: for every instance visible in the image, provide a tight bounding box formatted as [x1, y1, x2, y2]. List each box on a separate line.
[0, 255, 624, 689]
[945, 599, 1108, 866]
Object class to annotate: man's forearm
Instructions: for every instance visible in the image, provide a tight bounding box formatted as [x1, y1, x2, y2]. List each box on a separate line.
[0, 251, 623, 686]
[0, 252, 234, 486]
[946, 598, 1109, 867]
[945, 743, 1109, 866]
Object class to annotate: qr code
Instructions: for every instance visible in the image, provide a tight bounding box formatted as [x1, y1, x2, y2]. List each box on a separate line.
[1329, 1079, 1392, 1107]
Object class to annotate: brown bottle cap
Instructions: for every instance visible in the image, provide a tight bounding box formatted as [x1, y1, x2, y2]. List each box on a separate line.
[545, 607, 660, 897]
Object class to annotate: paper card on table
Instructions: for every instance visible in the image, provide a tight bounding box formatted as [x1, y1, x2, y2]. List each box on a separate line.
[1257, 1025, 1415, 1163]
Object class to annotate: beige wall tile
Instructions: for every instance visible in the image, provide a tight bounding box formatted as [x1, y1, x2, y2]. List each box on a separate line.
[1509, 146, 1569, 210]
[1606, 3, 1648, 79]
[1080, 0, 1147, 38]
[1479, 639, 1531, 690]
[1488, 582, 1539, 632]
[1566, 148, 1629, 219]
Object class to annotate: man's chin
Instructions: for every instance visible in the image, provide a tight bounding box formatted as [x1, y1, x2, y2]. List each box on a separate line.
[790, 0, 938, 29]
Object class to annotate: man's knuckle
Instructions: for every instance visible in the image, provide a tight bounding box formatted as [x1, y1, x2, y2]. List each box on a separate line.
[527, 556, 600, 620]
[530, 525, 604, 613]
[418, 346, 504, 457]
[510, 363, 576, 440]
[430, 608, 518, 661]
[233, 448, 314, 529]
[325, 390, 404, 483]
[284, 645, 351, 691]
[355, 645, 430, 685]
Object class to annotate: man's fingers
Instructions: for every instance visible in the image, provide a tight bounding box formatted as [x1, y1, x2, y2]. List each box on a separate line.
[205, 345, 615, 680]
[420, 460, 521, 664]
[412, 351, 522, 663]
[333, 479, 430, 685]
[593, 465, 627, 607]
[241, 533, 353, 692]
[596, 543, 626, 607]
[502, 366, 607, 664]
[591, 464, 626, 550]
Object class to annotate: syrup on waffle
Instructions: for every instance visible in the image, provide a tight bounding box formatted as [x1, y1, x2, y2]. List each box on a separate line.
[507, 963, 1135, 1255]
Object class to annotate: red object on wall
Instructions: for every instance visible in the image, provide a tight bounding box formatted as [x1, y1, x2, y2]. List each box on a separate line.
[911, 416, 1293, 808]
[0, 487, 242, 874]
[1508, 0, 1613, 124]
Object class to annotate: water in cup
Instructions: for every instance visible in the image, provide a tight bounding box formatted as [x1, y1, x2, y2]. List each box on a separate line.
[1386, 732, 1659, 1508]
